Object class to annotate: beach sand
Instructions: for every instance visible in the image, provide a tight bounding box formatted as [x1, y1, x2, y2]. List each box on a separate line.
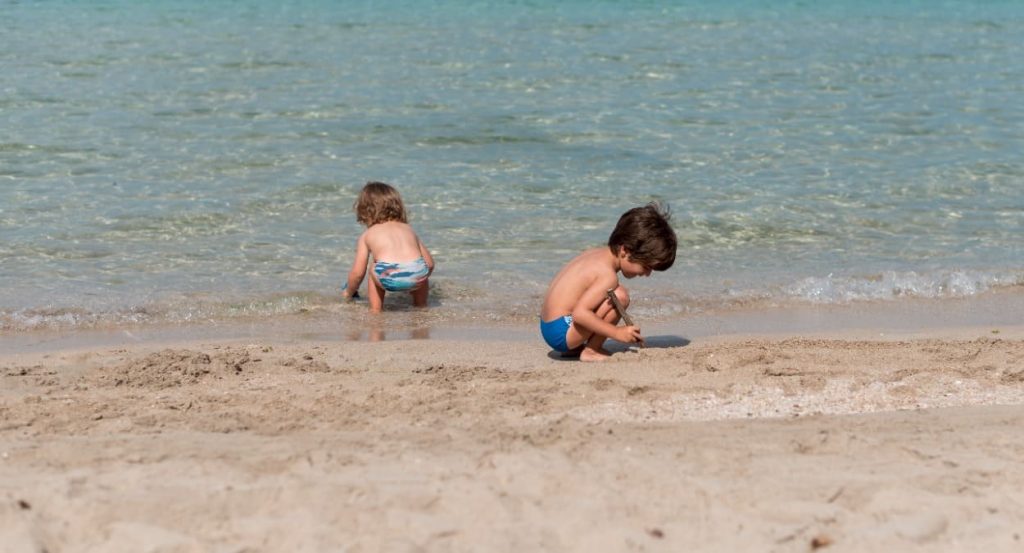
[3, 328, 1024, 552]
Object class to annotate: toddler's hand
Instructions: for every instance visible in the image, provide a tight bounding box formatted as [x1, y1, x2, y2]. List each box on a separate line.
[341, 284, 359, 300]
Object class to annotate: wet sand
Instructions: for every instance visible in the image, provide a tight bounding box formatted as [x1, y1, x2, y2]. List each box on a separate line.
[2, 327, 1024, 551]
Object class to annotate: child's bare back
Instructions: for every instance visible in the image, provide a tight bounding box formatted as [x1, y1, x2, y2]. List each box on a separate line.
[541, 247, 619, 322]
[361, 221, 424, 263]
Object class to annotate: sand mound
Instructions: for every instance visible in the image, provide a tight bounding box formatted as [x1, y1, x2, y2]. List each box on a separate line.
[88, 346, 335, 389]
[98, 348, 249, 389]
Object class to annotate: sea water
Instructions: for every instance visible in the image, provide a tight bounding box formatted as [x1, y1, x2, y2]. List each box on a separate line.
[2, 0, 1022, 331]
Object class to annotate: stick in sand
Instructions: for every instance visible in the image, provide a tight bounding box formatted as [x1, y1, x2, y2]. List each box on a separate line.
[606, 288, 644, 347]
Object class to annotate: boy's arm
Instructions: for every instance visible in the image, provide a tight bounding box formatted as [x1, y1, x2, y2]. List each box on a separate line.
[342, 233, 370, 299]
[418, 239, 435, 276]
[571, 276, 641, 344]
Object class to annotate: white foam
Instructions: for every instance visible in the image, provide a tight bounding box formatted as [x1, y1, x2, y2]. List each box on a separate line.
[780, 269, 1024, 304]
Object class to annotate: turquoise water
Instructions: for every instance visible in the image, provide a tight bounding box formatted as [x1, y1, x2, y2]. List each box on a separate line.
[2, 1, 1022, 330]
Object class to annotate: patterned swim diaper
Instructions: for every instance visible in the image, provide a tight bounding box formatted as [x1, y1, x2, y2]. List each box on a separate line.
[373, 257, 429, 292]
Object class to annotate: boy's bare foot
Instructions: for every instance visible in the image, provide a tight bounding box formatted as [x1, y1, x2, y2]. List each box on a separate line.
[560, 346, 584, 359]
[580, 347, 611, 362]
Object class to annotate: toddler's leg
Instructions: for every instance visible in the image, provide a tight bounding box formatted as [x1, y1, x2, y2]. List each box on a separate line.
[368, 275, 386, 313]
[410, 278, 429, 308]
[580, 285, 630, 362]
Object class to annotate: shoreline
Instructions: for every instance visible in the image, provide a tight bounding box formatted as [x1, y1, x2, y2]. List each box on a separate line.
[3, 289, 1022, 356]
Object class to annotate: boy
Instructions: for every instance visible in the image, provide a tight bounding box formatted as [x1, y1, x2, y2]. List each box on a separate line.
[540, 203, 676, 361]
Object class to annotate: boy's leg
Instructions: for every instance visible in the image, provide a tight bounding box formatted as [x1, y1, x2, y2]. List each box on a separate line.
[579, 286, 630, 361]
[565, 286, 626, 356]
[367, 275, 387, 313]
[410, 278, 429, 308]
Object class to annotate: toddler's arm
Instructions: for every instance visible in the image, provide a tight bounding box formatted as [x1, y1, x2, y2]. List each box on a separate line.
[342, 233, 370, 300]
[418, 238, 435, 276]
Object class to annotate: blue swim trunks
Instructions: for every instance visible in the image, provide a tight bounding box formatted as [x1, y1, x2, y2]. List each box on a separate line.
[373, 257, 429, 292]
[540, 315, 574, 352]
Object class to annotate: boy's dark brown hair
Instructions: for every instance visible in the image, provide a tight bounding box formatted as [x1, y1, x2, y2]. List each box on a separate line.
[608, 202, 677, 271]
[354, 181, 408, 226]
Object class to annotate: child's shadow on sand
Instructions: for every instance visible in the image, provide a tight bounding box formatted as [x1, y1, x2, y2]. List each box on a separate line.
[546, 335, 690, 361]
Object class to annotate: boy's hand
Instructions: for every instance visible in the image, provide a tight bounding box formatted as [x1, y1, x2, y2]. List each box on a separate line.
[616, 325, 644, 345]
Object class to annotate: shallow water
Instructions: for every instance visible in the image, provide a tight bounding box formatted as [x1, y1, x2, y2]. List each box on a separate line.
[2, 0, 1022, 331]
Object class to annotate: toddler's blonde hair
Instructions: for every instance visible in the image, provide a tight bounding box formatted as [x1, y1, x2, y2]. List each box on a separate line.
[354, 181, 408, 226]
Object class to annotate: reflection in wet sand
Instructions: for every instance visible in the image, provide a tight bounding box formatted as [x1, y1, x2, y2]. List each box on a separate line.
[346, 325, 431, 342]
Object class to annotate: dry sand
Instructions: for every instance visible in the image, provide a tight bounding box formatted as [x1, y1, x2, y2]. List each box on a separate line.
[2, 329, 1024, 552]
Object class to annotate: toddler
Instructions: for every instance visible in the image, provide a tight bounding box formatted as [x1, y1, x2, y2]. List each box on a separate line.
[342, 182, 434, 312]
